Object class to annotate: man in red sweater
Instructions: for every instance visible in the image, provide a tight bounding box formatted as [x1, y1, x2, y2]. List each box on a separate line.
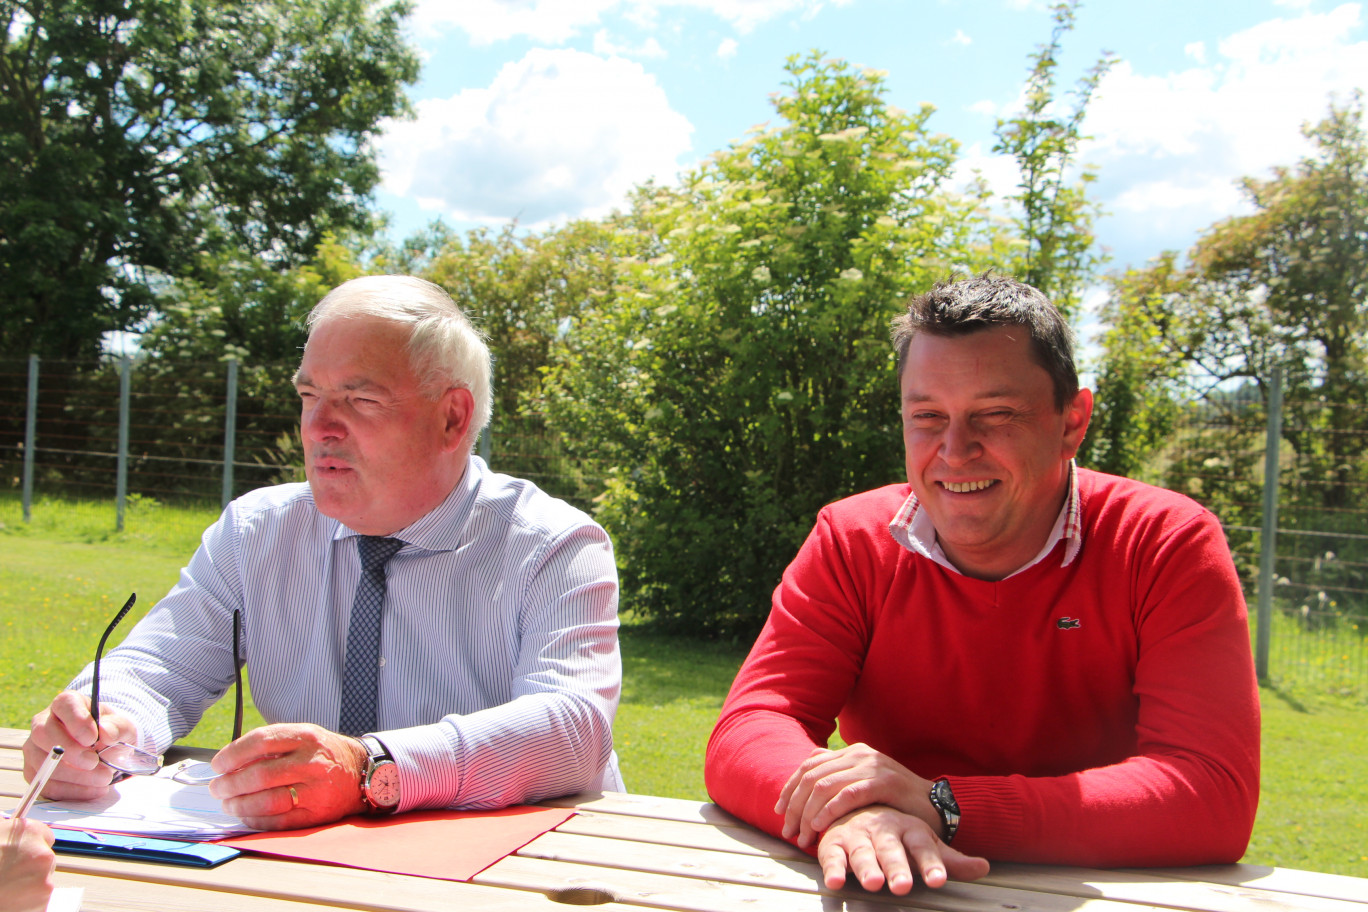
[705, 274, 1260, 896]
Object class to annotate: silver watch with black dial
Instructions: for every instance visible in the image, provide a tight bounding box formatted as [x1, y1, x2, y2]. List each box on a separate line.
[359, 736, 400, 814]
[929, 777, 960, 843]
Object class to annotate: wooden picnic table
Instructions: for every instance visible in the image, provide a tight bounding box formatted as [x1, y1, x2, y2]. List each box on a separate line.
[4, 726, 1366, 911]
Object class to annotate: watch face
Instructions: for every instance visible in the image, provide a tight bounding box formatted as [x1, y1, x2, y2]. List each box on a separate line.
[367, 760, 401, 808]
[932, 778, 959, 814]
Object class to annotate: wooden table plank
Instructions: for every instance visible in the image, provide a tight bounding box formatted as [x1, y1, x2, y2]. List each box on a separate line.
[478, 853, 1167, 912]
[518, 832, 1367, 912]
[2, 764, 28, 799]
[540, 791, 743, 826]
[985, 863, 1367, 912]
[519, 830, 822, 893]
[559, 810, 805, 860]
[56, 853, 642, 911]
[60, 869, 353, 912]
[1130, 865, 1368, 905]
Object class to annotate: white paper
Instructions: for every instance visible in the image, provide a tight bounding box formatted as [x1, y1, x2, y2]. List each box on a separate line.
[46, 887, 84, 912]
[23, 765, 259, 840]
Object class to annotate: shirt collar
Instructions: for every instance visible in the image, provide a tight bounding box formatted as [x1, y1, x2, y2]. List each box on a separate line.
[332, 455, 485, 553]
[889, 460, 1081, 578]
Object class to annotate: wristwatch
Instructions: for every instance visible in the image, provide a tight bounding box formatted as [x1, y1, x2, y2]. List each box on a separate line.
[358, 736, 401, 814]
[929, 778, 960, 844]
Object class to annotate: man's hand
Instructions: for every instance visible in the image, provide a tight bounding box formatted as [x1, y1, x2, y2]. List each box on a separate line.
[1, 818, 57, 912]
[208, 723, 369, 830]
[25, 692, 139, 800]
[776, 743, 932, 848]
[817, 805, 990, 895]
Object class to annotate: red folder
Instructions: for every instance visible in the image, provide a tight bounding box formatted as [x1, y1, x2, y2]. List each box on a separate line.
[219, 806, 574, 880]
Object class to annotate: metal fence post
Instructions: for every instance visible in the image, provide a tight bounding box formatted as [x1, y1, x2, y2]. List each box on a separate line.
[222, 359, 239, 509]
[116, 356, 132, 532]
[1255, 367, 1284, 681]
[22, 355, 39, 523]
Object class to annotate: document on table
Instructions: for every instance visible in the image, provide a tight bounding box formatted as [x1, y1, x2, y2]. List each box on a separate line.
[21, 764, 258, 839]
[46, 887, 83, 912]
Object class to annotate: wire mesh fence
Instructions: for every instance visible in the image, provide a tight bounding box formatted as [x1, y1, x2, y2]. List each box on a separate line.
[0, 355, 606, 542]
[3, 353, 1365, 696]
[1121, 369, 1368, 699]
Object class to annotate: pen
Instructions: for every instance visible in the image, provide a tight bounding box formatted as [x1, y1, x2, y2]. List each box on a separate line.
[12, 745, 64, 819]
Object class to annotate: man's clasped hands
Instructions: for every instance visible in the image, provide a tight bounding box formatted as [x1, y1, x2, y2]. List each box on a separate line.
[776, 743, 989, 896]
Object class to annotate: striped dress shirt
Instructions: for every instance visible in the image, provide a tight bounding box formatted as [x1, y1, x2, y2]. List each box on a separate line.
[67, 455, 622, 811]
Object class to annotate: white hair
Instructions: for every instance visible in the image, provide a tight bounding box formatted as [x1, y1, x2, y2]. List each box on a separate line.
[304, 275, 493, 449]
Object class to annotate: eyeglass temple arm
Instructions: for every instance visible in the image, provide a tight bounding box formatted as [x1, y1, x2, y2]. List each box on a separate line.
[92, 593, 138, 729]
[232, 609, 244, 742]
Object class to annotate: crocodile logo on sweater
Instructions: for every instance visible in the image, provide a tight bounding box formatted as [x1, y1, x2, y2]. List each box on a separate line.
[1056, 617, 1081, 630]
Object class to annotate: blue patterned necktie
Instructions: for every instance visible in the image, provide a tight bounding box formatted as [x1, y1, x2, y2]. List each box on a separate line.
[338, 535, 404, 737]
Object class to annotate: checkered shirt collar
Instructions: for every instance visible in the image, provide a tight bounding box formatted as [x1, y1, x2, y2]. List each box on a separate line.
[889, 460, 1082, 576]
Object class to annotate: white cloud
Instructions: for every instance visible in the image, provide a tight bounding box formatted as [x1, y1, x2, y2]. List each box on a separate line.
[1071, 3, 1367, 266]
[952, 140, 1021, 201]
[948, 29, 972, 47]
[1083, 4, 1368, 199]
[410, 0, 837, 43]
[379, 49, 694, 228]
[410, 0, 618, 44]
[1184, 40, 1206, 65]
[592, 29, 667, 58]
[947, 4, 1368, 269]
[1110, 178, 1247, 220]
[967, 99, 998, 118]
[717, 37, 739, 59]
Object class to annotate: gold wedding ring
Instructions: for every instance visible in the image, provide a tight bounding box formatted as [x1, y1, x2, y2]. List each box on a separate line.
[288, 785, 299, 809]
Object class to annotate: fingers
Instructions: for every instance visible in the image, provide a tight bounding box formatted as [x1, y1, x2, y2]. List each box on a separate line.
[209, 724, 367, 829]
[25, 694, 130, 798]
[28, 694, 97, 759]
[818, 814, 911, 894]
[227, 783, 308, 831]
[816, 805, 990, 896]
[779, 744, 922, 848]
[208, 723, 294, 775]
[939, 844, 993, 884]
[776, 747, 833, 838]
[818, 841, 851, 890]
[0, 818, 56, 912]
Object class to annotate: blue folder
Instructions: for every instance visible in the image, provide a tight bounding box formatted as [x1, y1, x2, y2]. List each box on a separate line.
[54, 830, 240, 868]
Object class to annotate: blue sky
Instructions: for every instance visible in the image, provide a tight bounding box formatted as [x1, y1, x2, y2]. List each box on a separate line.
[374, 0, 1368, 282]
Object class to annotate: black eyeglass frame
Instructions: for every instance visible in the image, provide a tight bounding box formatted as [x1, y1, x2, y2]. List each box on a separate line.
[91, 595, 244, 779]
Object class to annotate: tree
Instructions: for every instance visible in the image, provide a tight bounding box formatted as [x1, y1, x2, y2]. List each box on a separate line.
[1194, 93, 1368, 508]
[0, 0, 419, 361]
[1088, 94, 1368, 507]
[422, 221, 624, 428]
[992, 0, 1114, 317]
[123, 232, 370, 496]
[541, 52, 994, 637]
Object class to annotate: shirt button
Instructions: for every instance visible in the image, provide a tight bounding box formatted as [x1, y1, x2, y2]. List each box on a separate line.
[378, 657, 387, 667]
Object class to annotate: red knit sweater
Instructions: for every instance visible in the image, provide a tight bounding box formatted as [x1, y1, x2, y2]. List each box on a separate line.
[705, 469, 1260, 866]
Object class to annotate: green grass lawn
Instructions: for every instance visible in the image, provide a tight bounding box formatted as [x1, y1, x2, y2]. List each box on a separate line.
[2, 493, 1365, 877]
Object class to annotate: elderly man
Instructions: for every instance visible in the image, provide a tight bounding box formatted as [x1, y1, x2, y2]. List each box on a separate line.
[26, 275, 621, 829]
[706, 273, 1260, 895]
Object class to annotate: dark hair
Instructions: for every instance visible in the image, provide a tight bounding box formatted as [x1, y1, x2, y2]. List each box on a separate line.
[891, 273, 1079, 410]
